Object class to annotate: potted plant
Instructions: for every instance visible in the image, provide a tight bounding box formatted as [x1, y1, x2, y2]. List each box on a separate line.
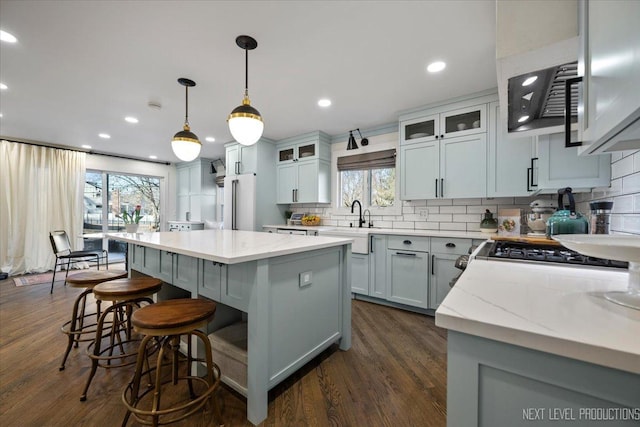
[120, 205, 142, 233]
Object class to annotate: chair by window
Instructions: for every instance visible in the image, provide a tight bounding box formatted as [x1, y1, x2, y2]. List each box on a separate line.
[49, 230, 108, 293]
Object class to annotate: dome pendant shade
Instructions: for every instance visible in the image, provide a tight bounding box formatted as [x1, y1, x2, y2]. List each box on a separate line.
[172, 78, 201, 161]
[171, 125, 201, 162]
[227, 35, 263, 146]
[228, 95, 264, 146]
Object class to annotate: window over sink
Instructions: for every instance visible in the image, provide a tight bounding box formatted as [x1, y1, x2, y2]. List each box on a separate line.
[338, 149, 396, 209]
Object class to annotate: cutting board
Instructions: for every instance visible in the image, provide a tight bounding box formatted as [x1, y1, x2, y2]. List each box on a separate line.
[491, 235, 562, 246]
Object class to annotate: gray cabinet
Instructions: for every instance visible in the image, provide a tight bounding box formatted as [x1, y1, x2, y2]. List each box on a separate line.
[400, 120, 488, 200]
[201, 260, 225, 301]
[350, 253, 370, 295]
[369, 235, 387, 299]
[276, 131, 331, 204]
[487, 101, 536, 197]
[386, 249, 429, 308]
[534, 133, 610, 192]
[175, 158, 216, 223]
[225, 143, 257, 177]
[430, 237, 471, 309]
[128, 244, 197, 292]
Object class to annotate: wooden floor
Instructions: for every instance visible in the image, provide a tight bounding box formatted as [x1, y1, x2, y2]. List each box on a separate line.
[0, 272, 448, 426]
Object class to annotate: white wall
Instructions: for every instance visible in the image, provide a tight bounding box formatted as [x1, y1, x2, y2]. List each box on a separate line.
[85, 154, 176, 231]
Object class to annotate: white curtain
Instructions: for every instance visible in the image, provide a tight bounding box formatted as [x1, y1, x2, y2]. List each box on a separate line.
[0, 141, 86, 275]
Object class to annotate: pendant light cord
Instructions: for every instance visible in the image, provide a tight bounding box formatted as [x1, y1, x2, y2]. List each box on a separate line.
[245, 47, 249, 93]
[184, 85, 189, 125]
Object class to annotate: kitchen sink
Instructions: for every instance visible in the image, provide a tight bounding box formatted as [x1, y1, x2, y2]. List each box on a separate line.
[317, 228, 370, 254]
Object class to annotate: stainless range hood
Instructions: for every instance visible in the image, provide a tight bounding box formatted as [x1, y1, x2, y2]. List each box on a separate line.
[507, 61, 578, 134]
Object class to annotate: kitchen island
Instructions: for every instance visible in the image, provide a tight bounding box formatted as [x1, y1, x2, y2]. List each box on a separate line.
[436, 259, 640, 426]
[106, 230, 353, 426]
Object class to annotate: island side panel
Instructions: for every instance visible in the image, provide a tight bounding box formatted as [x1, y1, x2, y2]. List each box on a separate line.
[448, 331, 640, 427]
[340, 243, 352, 350]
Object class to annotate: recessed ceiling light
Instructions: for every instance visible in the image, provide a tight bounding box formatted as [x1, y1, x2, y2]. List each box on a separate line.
[518, 115, 530, 123]
[427, 61, 446, 73]
[0, 30, 17, 43]
[522, 76, 538, 86]
[98, 133, 111, 139]
[205, 136, 215, 142]
[125, 116, 139, 124]
[149, 155, 158, 160]
[318, 99, 331, 107]
[0, 83, 7, 90]
[81, 144, 92, 149]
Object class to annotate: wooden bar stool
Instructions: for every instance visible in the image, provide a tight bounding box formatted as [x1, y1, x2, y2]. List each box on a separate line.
[122, 298, 223, 427]
[80, 277, 163, 402]
[59, 269, 128, 371]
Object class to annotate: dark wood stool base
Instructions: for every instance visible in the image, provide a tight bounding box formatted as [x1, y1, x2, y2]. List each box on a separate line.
[80, 277, 162, 401]
[59, 270, 127, 371]
[122, 299, 223, 427]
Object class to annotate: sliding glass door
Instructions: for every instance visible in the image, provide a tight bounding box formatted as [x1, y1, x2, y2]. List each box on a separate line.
[83, 171, 161, 263]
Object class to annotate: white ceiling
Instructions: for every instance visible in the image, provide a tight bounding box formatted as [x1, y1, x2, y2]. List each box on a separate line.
[0, 0, 497, 164]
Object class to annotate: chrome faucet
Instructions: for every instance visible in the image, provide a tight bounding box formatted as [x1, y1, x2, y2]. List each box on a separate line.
[363, 209, 372, 228]
[351, 200, 365, 228]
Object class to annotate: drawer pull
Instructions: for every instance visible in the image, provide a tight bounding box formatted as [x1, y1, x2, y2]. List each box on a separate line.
[396, 251, 416, 257]
[403, 240, 412, 245]
[445, 243, 456, 248]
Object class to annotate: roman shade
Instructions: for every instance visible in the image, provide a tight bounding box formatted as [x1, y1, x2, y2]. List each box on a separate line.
[337, 149, 396, 171]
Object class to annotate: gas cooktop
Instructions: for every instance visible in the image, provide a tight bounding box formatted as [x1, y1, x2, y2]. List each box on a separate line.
[475, 240, 629, 269]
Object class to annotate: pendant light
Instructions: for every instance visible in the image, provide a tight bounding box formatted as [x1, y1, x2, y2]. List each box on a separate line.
[227, 35, 263, 146]
[171, 78, 201, 162]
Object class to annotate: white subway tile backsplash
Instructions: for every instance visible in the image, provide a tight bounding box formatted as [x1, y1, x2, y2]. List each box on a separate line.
[414, 222, 440, 230]
[392, 222, 416, 229]
[611, 152, 623, 162]
[374, 220, 394, 228]
[622, 215, 640, 233]
[427, 199, 453, 206]
[439, 222, 467, 231]
[612, 155, 634, 179]
[467, 205, 497, 214]
[427, 214, 453, 222]
[453, 198, 482, 205]
[483, 197, 514, 205]
[622, 172, 640, 194]
[612, 195, 634, 213]
[634, 194, 640, 213]
[634, 151, 640, 172]
[453, 214, 482, 223]
[402, 206, 415, 214]
[407, 200, 427, 207]
[439, 205, 467, 214]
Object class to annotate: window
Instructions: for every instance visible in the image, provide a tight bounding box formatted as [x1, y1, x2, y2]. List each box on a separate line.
[338, 149, 396, 208]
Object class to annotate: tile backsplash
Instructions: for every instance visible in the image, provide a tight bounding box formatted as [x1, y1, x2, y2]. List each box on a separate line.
[290, 196, 553, 233]
[289, 150, 639, 235]
[577, 149, 640, 236]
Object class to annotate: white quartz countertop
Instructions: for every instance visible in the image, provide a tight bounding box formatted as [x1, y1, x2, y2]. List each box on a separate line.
[263, 224, 491, 240]
[435, 259, 640, 374]
[106, 230, 352, 264]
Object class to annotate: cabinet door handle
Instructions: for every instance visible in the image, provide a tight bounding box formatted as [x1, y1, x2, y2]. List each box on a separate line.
[530, 157, 538, 188]
[431, 254, 435, 275]
[235, 161, 240, 175]
[395, 251, 416, 257]
[403, 240, 412, 245]
[435, 179, 438, 198]
[527, 167, 533, 192]
[292, 189, 295, 202]
[370, 235, 374, 253]
[435, 135, 439, 139]
[446, 243, 456, 248]
[440, 178, 444, 198]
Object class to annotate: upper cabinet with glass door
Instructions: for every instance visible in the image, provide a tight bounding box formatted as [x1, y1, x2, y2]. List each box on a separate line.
[277, 141, 319, 163]
[400, 103, 487, 145]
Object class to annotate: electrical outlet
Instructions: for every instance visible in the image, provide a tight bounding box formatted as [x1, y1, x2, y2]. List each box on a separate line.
[417, 208, 428, 218]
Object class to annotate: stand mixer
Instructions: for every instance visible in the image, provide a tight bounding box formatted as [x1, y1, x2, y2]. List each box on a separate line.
[527, 199, 557, 235]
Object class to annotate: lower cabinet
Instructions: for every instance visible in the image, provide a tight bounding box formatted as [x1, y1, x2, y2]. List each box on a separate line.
[369, 235, 387, 299]
[386, 249, 429, 309]
[430, 253, 459, 309]
[351, 253, 370, 295]
[128, 244, 198, 293]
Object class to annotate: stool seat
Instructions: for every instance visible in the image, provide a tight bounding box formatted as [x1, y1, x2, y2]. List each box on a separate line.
[66, 270, 128, 288]
[93, 277, 162, 301]
[132, 299, 217, 333]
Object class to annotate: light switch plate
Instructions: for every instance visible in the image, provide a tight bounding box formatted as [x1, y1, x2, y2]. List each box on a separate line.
[299, 271, 313, 287]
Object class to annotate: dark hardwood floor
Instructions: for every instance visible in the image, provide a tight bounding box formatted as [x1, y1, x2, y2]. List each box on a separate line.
[0, 272, 447, 426]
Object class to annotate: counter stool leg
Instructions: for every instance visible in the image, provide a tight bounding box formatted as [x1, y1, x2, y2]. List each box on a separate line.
[122, 334, 156, 427]
[195, 329, 223, 426]
[59, 288, 91, 371]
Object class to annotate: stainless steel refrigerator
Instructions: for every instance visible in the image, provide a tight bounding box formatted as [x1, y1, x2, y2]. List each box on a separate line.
[223, 173, 284, 231]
